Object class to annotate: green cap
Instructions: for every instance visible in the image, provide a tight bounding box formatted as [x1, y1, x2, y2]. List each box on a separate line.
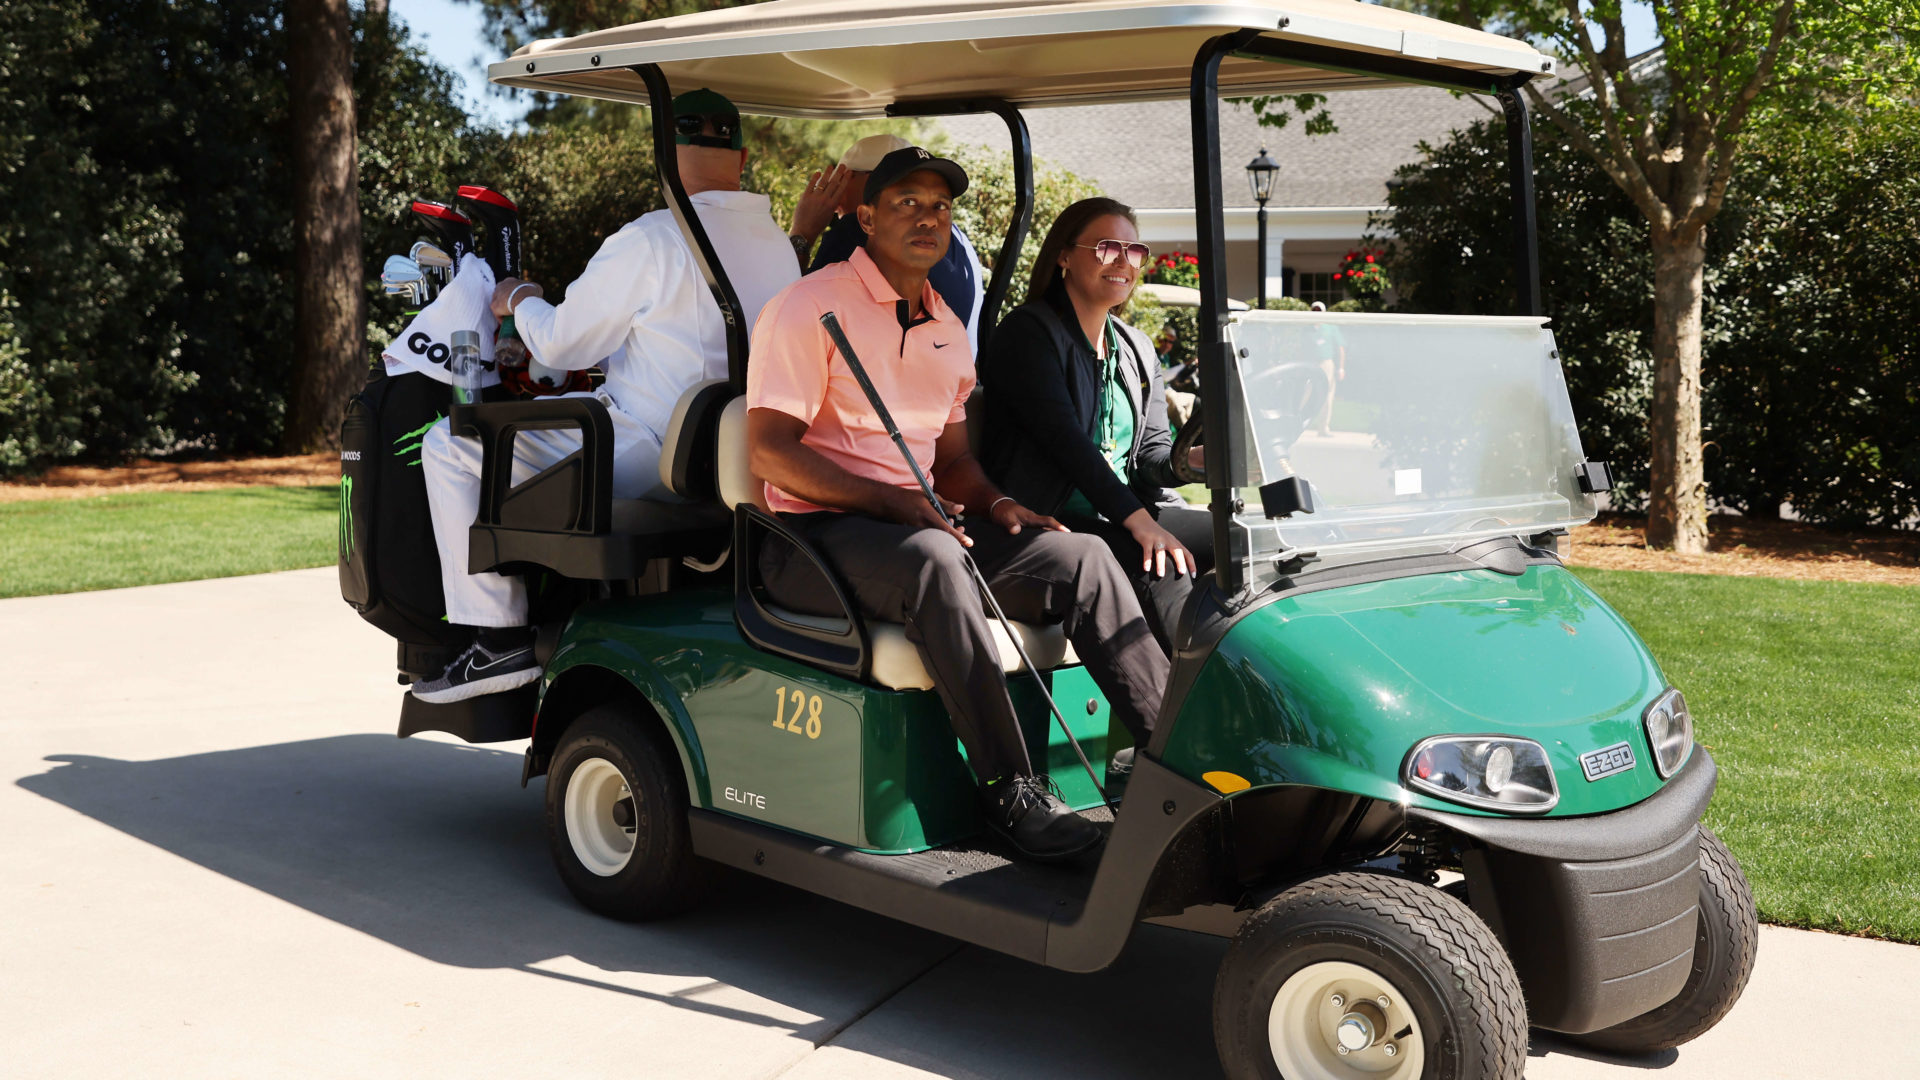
[672, 87, 742, 150]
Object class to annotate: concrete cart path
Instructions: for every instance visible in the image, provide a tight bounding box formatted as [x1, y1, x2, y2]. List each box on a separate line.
[4, 569, 1916, 1079]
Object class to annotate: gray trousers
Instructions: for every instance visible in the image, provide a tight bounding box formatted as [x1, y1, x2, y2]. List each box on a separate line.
[762, 512, 1170, 782]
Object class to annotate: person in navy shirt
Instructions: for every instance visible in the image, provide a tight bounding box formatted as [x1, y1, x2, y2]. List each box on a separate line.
[789, 134, 987, 356]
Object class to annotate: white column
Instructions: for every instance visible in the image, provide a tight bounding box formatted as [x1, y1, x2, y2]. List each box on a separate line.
[1265, 235, 1287, 301]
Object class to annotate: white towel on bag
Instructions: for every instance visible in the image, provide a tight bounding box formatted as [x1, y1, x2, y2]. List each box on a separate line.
[381, 253, 503, 387]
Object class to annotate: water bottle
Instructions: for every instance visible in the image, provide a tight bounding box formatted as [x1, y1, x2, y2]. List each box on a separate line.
[449, 329, 483, 405]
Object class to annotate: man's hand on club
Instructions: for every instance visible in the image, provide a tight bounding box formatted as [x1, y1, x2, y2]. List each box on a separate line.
[879, 486, 970, 546]
[991, 498, 1067, 536]
[491, 277, 542, 317]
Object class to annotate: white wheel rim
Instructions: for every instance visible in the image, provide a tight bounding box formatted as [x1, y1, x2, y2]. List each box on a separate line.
[1268, 960, 1426, 1079]
[565, 757, 636, 877]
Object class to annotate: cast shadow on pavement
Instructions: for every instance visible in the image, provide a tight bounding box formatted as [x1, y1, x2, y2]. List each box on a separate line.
[17, 734, 1225, 1080]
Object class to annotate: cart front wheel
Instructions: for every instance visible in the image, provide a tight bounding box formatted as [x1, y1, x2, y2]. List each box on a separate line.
[545, 706, 707, 921]
[1214, 872, 1527, 1080]
[1564, 825, 1758, 1055]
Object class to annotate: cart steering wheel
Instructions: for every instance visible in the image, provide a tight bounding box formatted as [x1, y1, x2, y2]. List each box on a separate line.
[1170, 362, 1331, 486]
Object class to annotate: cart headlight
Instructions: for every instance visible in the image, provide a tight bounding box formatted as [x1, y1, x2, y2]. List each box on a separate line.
[1404, 736, 1558, 813]
[1643, 688, 1694, 778]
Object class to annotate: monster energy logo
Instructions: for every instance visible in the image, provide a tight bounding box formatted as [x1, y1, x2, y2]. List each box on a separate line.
[393, 415, 443, 467]
[338, 474, 354, 558]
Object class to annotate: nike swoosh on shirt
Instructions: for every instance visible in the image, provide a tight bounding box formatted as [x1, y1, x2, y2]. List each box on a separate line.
[933, 342, 950, 349]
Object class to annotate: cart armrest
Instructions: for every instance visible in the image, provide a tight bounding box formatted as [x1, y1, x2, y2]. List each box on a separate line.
[451, 398, 613, 535]
[732, 504, 868, 681]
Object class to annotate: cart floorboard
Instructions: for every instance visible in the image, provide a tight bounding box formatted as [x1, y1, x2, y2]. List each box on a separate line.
[690, 806, 1115, 962]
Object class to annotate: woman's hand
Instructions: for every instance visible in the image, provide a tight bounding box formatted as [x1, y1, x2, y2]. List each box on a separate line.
[1186, 445, 1205, 471]
[790, 164, 850, 243]
[1122, 508, 1194, 578]
[990, 497, 1068, 536]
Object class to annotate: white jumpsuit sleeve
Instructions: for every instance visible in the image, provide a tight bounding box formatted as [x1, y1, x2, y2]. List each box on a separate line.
[511, 223, 657, 372]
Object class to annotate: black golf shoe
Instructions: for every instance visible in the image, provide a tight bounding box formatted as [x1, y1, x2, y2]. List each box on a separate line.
[1106, 746, 1135, 803]
[410, 639, 541, 704]
[981, 774, 1103, 862]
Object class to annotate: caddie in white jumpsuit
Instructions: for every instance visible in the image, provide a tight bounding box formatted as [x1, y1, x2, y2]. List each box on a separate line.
[415, 88, 797, 704]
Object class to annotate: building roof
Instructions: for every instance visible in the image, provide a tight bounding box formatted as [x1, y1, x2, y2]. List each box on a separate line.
[490, 0, 1555, 117]
[937, 85, 1491, 209]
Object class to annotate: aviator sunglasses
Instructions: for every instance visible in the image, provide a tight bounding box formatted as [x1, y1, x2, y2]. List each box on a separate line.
[674, 112, 738, 145]
[1073, 239, 1152, 269]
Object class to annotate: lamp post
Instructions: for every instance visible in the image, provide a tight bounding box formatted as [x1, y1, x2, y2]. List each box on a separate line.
[1246, 147, 1279, 307]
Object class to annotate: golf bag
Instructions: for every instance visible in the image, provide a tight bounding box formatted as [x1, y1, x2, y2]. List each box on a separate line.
[338, 369, 469, 679]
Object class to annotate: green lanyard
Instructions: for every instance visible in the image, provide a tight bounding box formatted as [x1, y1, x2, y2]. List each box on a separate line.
[1094, 318, 1120, 452]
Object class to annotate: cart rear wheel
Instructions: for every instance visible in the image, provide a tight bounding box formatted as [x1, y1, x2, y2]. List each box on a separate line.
[1563, 826, 1757, 1055]
[1214, 872, 1527, 1080]
[545, 706, 707, 921]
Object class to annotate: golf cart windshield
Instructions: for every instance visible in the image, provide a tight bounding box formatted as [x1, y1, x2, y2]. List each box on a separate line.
[1227, 312, 1595, 584]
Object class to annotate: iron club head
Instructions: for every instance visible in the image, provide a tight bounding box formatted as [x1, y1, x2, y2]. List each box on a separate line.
[381, 254, 425, 301]
[410, 241, 453, 284]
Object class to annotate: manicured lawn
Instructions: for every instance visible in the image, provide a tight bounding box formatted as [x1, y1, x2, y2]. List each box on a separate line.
[1576, 568, 1920, 943]
[0, 486, 340, 599]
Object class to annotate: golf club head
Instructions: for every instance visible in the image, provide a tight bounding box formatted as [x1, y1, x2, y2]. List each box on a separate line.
[410, 241, 454, 284]
[410, 200, 474, 265]
[381, 255, 425, 302]
[455, 185, 521, 281]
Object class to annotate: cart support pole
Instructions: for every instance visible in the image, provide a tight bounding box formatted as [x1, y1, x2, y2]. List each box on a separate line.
[635, 63, 751, 391]
[1190, 31, 1260, 597]
[1495, 85, 1543, 319]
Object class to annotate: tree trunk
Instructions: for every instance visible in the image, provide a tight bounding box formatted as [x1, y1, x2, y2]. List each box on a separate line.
[283, 0, 365, 454]
[1644, 229, 1709, 552]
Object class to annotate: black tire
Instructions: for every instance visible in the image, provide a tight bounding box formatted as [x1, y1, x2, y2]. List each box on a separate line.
[1564, 826, 1758, 1055]
[1214, 871, 1527, 1080]
[544, 705, 708, 921]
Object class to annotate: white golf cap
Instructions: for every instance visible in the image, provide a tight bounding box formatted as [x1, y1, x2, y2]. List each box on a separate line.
[839, 133, 912, 172]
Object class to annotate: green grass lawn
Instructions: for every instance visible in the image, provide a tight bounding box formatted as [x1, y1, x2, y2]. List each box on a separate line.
[1576, 568, 1920, 943]
[0, 485, 340, 599]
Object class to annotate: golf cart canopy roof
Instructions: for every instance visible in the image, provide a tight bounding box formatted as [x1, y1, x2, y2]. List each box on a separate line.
[488, 0, 1556, 116]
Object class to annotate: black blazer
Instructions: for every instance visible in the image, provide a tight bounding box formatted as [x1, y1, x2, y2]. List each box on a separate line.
[979, 290, 1180, 522]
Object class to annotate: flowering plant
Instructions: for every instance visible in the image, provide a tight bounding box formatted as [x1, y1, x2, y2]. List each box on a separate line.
[1146, 250, 1201, 290]
[1333, 246, 1390, 299]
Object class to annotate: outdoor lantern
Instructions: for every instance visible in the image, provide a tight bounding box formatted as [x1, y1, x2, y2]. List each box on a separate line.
[1247, 148, 1279, 306]
[1246, 147, 1279, 205]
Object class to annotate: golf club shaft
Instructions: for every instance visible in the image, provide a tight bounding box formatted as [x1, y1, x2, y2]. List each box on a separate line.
[818, 311, 1110, 806]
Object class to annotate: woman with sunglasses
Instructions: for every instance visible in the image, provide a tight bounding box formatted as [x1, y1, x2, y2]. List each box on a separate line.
[980, 197, 1212, 657]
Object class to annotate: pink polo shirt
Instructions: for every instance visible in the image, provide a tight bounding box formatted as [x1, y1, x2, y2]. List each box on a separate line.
[748, 247, 973, 514]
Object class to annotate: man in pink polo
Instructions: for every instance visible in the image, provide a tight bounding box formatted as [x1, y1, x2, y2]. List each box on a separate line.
[746, 147, 1169, 862]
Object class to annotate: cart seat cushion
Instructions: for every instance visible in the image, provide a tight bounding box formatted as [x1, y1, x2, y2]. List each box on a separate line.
[609, 497, 730, 535]
[656, 377, 733, 500]
[765, 604, 1079, 690]
[717, 395, 770, 512]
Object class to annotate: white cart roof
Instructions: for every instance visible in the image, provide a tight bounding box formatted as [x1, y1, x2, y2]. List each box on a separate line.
[488, 0, 1555, 117]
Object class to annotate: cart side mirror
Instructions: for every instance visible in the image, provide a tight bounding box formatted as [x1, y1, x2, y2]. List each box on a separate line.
[1259, 476, 1314, 519]
[1575, 461, 1614, 494]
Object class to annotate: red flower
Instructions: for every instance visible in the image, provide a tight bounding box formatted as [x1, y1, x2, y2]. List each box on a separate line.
[1332, 272, 1342, 280]
[1184, 254, 1198, 264]
[1365, 255, 1375, 263]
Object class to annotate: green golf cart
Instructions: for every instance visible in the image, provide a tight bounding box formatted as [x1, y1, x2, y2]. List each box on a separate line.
[372, 2, 1758, 1076]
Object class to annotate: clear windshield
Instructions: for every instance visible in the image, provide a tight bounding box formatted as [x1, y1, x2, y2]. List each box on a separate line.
[1224, 312, 1595, 582]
